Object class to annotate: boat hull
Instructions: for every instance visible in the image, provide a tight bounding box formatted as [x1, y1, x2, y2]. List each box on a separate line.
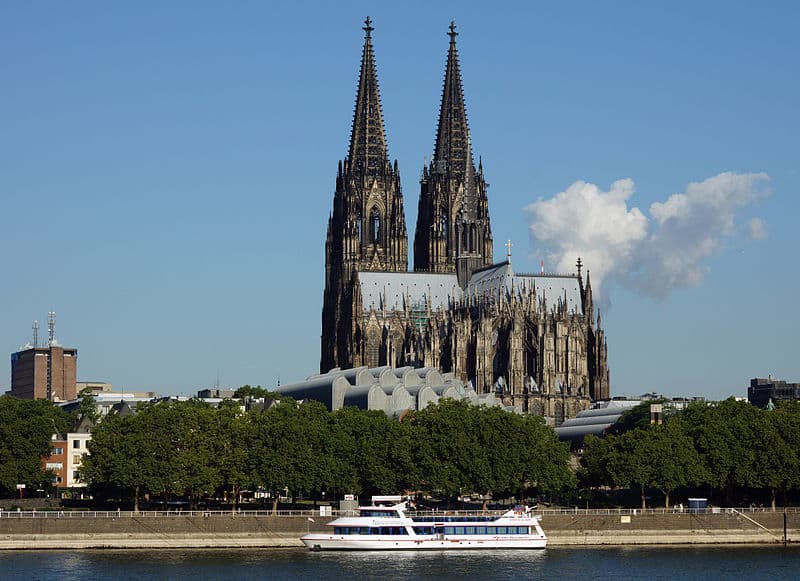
[301, 534, 547, 551]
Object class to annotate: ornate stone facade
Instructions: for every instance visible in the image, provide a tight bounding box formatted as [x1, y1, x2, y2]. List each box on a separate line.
[321, 19, 609, 421]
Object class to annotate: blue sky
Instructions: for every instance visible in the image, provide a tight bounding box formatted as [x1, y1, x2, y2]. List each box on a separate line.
[2, 1, 798, 400]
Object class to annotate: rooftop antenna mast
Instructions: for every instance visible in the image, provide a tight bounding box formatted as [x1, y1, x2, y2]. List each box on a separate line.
[32, 320, 39, 348]
[48, 311, 56, 346]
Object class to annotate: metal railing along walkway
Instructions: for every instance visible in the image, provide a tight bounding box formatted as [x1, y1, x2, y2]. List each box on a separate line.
[1, 506, 798, 519]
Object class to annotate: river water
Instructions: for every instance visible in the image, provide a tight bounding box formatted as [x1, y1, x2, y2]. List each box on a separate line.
[2, 546, 799, 580]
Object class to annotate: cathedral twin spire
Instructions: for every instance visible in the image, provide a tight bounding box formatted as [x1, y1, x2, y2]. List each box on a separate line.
[327, 16, 407, 278]
[432, 22, 472, 180]
[347, 17, 389, 177]
[333, 17, 493, 279]
[322, 16, 408, 372]
[414, 21, 493, 277]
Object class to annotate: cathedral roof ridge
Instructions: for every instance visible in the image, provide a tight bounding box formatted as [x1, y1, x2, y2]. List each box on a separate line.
[516, 272, 579, 279]
[356, 268, 415, 275]
[358, 269, 459, 279]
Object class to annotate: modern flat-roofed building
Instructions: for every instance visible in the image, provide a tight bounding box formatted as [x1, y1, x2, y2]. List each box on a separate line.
[10, 345, 78, 401]
[76, 381, 113, 394]
[748, 376, 800, 409]
[9, 314, 78, 401]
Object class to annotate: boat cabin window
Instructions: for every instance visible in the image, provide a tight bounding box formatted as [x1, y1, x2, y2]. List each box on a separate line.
[432, 526, 530, 535]
[360, 509, 397, 517]
[373, 527, 407, 535]
[334, 527, 371, 535]
[412, 525, 532, 536]
[412, 515, 502, 523]
[335, 526, 408, 535]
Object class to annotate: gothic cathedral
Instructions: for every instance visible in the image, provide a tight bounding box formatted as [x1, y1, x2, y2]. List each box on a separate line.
[321, 19, 609, 419]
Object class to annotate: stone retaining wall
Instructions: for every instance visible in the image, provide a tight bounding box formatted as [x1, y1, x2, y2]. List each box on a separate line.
[541, 512, 795, 545]
[0, 514, 334, 549]
[0, 512, 796, 549]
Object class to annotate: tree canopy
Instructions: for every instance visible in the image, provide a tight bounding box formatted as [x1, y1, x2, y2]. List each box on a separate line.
[80, 398, 576, 508]
[9, 391, 800, 510]
[0, 396, 70, 496]
[406, 399, 574, 505]
[233, 385, 286, 400]
[581, 398, 800, 509]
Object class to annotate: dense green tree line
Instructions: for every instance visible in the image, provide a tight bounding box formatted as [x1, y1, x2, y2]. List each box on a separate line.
[80, 398, 572, 510]
[9, 392, 798, 510]
[0, 397, 71, 496]
[580, 398, 800, 509]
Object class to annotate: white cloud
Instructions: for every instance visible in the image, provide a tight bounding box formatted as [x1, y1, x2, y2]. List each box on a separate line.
[524, 172, 770, 305]
[524, 179, 648, 296]
[746, 217, 768, 241]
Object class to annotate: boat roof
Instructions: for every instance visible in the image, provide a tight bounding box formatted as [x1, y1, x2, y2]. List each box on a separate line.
[371, 495, 403, 504]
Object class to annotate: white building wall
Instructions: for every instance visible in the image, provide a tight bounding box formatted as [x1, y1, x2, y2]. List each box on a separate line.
[66, 432, 91, 488]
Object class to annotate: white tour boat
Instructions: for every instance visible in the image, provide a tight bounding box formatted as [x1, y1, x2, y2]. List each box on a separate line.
[301, 496, 547, 550]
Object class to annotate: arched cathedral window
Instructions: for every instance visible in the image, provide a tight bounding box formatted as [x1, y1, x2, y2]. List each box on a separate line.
[366, 328, 380, 368]
[371, 207, 381, 243]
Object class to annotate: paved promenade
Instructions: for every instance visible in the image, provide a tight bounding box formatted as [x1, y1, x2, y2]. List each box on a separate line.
[0, 508, 797, 549]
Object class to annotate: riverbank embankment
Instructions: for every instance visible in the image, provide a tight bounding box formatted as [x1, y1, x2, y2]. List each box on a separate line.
[0, 508, 797, 549]
[541, 509, 794, 545]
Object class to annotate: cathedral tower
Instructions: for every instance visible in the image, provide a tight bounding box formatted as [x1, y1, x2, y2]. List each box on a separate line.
[321, 18, 408, 372]
[319, 20, 609, 412]
[414, 22, 493, 284]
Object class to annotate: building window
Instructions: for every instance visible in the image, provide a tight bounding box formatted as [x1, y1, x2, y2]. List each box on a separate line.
[51, 447, 63, 455]
[73, 471, 80, 481]
[366, 328, 380, 368]
[46, 462, 63, 470]
[73, 440, 81, 449]
[370, 207, 381, 243]
[554, 402, 565, 427]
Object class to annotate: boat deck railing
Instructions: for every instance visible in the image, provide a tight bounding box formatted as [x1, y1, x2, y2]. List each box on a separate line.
[410, 512, 512, 522]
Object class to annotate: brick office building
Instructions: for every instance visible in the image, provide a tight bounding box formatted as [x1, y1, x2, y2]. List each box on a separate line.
[10, 345, 78, 401]
[9, 315, 78, 401]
